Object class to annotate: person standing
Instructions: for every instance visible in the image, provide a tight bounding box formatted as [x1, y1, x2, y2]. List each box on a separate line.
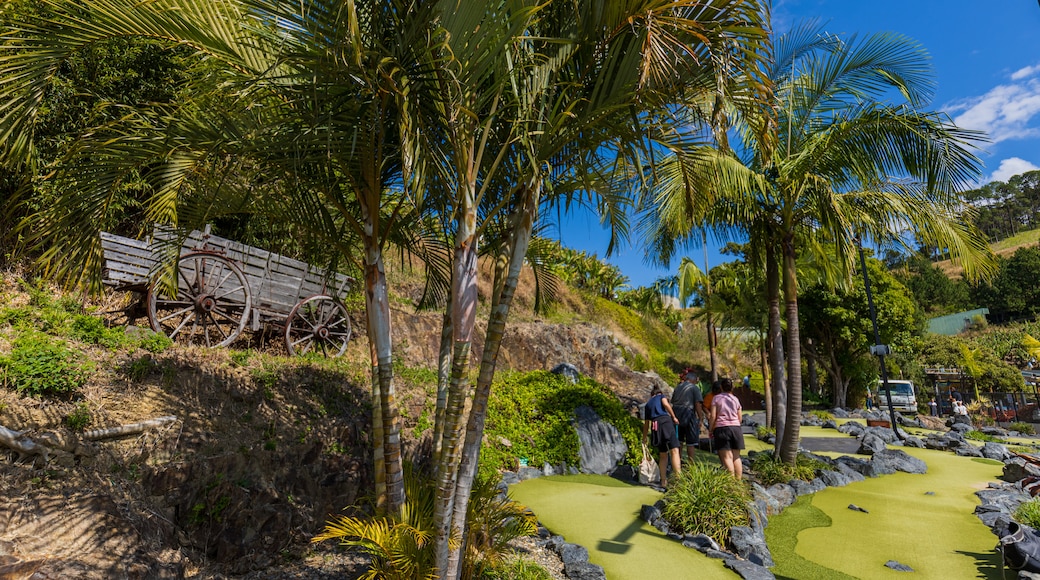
[672, 370, 706, 463]
[709, 378, 745, 479]
[929, 398, 938, 416]
[642, 384, 682, 488]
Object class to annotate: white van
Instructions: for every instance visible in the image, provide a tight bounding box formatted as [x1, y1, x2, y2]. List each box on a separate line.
[873, 380, 917, 413]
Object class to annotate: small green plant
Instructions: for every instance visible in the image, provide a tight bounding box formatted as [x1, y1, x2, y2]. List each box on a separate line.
[230, 350, 252, 367]
[661, 462, 751, 545]
[750, 451, 831, 486]
[1010, 422, 1035, 435]
[123, 355, 158, 382]
[70, 314, 126, 348]
[136, 332, 173, 354]
[965, 430, 1001, 443]
[1015, 498, 1040, 529]
[0, 332, 90, 397]
[65, 403, 93, 431]
[478, 557, 553, 580]
[810, 410, 833, 422]
[755, 425, 776, 440]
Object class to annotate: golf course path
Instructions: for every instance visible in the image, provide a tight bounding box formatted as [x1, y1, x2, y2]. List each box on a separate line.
[511, 438, 1005, 579]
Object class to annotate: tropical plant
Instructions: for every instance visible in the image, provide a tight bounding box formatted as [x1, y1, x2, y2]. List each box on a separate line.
[749, 451, 831, 486]
[639, 21, 994, 464]
[661, 462, 751, 545]
[1015, 498, 1040, 530]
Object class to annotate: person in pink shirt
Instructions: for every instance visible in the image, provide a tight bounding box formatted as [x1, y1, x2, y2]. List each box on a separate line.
[708, 378, 745, 479]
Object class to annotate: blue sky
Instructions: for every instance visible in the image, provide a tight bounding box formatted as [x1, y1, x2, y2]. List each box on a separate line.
[556, 0, 1040, 289]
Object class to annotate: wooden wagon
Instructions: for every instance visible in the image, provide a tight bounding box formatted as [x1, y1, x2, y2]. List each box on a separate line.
[100, 227, 354, 357]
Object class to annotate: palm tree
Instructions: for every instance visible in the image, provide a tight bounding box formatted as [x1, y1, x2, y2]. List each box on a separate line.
[641, 21, 994, 464]
[0, 0, 451, 514]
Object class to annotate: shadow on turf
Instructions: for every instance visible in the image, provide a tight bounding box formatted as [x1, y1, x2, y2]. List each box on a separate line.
[956, 548, 1003, 579]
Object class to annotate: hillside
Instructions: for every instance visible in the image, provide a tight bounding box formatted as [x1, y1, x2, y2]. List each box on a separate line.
[0, 266, 689, 579]
[935, 226, 1040, 278]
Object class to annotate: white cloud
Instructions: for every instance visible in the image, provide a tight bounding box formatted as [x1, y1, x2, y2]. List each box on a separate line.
[988, 157, 1040, 183]
[947, 66, 1040, 144]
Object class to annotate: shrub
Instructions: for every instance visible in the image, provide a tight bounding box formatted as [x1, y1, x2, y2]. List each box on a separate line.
[1010, 422, 1035, 435]
[135, 331, 172, 354]
[661, 462, 751, 545]
[65, 403, 93, 431]
[70, 314, 127, 348]
[482, 371, 643, 479]
[478, 557, 553, 580]
[1015, 498, 1040, 529]
[755, 425, 775, 440]
[750, 451, 831, 486]
[314, 467, 536, 580]
[0, 333, 90, 398]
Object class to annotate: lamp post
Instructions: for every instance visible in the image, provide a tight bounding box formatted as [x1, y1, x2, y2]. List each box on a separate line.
[857, 239, 903, 439]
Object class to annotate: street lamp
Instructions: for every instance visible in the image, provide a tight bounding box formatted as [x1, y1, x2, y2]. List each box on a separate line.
[857, 238, 903, 439]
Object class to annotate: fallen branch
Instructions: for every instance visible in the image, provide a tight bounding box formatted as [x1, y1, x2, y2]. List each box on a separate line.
[81, 416, 178, 441]
[0, 425, 51, 461]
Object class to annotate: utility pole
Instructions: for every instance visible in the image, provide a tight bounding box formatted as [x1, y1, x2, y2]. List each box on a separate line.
[857, 239, 902, 439]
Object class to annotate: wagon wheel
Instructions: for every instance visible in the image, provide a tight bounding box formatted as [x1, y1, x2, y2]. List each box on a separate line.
[284, 295, 352, 357]
[147, 253, 251, 348]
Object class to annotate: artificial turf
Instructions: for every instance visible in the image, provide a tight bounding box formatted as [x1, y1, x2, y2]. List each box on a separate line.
[511, 425, 1008, 580]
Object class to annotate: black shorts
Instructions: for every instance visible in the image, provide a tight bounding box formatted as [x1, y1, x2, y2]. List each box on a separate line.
[677, 418, 700, 445]
[650, 416, 680, 453]
[712, 425, 745, 451]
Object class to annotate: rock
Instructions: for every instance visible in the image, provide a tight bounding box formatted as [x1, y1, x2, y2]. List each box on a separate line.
[950, 422, 973, 433]
[1003, 458, 1040, 483]
[550, 363, 582, 384]
[728, 525, 774, 566]
[884, 560, 914, 572]
[500, 471, 521, 485]
[818, 469, 854, 488]
[901, 436, 925, 448]
[870, 449, 928, 475]
[741, 415, 760, 428]
[858, 432, 887, 455]
[982, 442, 1011, 461]
[518, 466, 543, 480]
[682, 534, 721, 552]
[834, 461, 866, 483]
[801, 415, 823, 427]
[981, 426, 1009, 437]
[834, 456, 872, 477]
[953, 444, 984, 458]
[975, 486, 1030, 523]
[557, 542, 588, 565]
[751, 484, 782, 516]
[848, 504, 869, 513]
[765, 483, 797, 511]
[831, 408, 850, 419]
[574, 405, 628, 475]
[564, 561, 607, 580]
[865, 425, 903, 444]
[724, 558, 777, 579]
[640, 503, 662, 526]
[789, 478, 826, 496]
[838, 422, 865, 437]
[917, 415, 945, 430]
[822, 420, 838, 430]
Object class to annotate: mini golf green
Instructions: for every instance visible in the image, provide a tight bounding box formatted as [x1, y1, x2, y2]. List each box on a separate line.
[511, 429, 1006, 579]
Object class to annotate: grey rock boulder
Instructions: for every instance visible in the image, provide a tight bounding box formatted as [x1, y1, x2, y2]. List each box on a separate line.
[724, 558, 777, 580]
[901, 436, 925, 448]
[550, 363, 581, 383]
[953, 444, 984, 458]
[981, 442, 1011, 461]
[838, 421, 865, 437]
[858, 432, 887, 456]
[870, 449, 928, 475]
[728, 525, 774, 566]
[574, 405, 627, 475]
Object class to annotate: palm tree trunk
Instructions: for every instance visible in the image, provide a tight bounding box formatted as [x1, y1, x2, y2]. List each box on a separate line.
[364, 252, 403, 516]
[433, 197, 480, 578]
[432, 309, 453, 463]
[704, 238, 719, 382]
[806, 337, 819, 397]
[766, 243, 786, 444]
[760, 335, 772, 427]
[447, 183, 538, 579]
[778, 235, 802, 465]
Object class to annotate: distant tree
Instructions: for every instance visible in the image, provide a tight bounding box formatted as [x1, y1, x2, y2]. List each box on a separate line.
[971, 247, 1040, 321]
[799, 257, 922, 408]
[896, 254, 973, 315]
[918, 334, 1023, 393]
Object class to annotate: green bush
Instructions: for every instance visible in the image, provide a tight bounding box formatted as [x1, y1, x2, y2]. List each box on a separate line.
[482, 371, 643, 479]
[661, 462, 751, 545]
[810, 410, 832, 422]
[0, 333, 90, 398]
[134, 331, 172, 354]
[1010, 422, 1035, 435]
[750, 451, 831, 486]
[478, 557, 553, 580]
[1015, 498, 1040, 529]
[755, 425, 775, 440]
[70, 314, 126, 348]
[65, 403, 93, 431]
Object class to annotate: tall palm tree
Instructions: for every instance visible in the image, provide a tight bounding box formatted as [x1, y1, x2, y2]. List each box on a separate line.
[642, 21, 994, 464]
[0, 0, 449, 513]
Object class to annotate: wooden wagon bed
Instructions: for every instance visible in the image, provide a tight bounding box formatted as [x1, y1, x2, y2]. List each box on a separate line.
[100, 227, 355, 356]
